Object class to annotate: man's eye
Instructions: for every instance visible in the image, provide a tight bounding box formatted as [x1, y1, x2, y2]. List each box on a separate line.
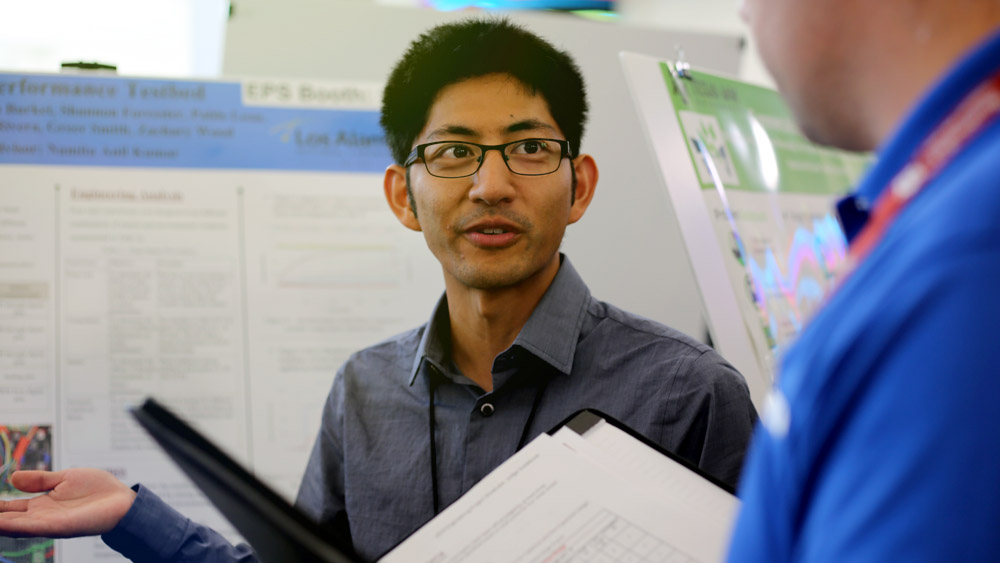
[435, 144, 475, 159]
[511, 140, 547, 155]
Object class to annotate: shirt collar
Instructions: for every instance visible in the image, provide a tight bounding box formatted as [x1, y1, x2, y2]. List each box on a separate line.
[510, 255, 590, 374]
[408, 254, 591, 386]
[839, 28, 1000, 240]
[409, 292, 452, 386]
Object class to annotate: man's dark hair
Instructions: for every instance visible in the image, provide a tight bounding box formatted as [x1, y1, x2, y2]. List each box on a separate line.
[381, 17, 589, 165]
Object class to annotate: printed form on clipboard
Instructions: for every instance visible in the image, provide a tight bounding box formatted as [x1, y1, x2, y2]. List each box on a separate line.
[381, 409, 739, 563]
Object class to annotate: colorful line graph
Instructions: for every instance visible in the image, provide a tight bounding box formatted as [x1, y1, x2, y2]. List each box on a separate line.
[740, 213, 847, 354]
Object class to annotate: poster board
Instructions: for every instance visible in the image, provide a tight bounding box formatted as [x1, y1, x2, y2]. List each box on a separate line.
[620, 52, 872, 404]
[0, 70, 442, 562]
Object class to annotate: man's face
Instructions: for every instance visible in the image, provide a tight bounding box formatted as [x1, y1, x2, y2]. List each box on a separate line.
[394, 73, 591, 291]
[741, 0, 867, 149]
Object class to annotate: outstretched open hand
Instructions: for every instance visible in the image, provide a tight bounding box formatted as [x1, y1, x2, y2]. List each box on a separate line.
[0, 468, 136, 538]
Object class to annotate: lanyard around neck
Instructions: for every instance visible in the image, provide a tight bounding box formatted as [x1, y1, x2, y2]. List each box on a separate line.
[426, 363, 549, 515]
[843, 72, 1000, 278]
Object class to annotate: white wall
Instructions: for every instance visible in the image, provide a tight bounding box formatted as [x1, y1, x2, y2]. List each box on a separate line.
[0, 0, 229, 77]
[615, 0, 774, 86]
[1, 0, 772, 85]
[372, 0, 775, 85]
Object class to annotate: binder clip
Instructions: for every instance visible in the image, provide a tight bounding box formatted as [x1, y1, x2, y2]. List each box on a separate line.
[667, 46, 692, 105]
[674, 47, 692, 79]
[60, 61, 117, 75]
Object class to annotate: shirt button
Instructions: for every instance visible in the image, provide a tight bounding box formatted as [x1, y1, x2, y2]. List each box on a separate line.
[479, 403, 495, 417]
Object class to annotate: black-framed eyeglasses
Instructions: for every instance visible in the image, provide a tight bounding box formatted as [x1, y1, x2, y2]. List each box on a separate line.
[403, 138, 572, 178]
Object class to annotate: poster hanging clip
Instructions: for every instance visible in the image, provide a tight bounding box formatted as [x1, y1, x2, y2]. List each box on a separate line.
[674, 47, 692, 79]
[60, 61, 118, 74]
[668, 46, 692, 105]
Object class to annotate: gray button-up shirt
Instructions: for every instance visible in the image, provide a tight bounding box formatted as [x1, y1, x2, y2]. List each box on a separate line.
[103, 256, 755, 562]
[296, 256, 756, 561]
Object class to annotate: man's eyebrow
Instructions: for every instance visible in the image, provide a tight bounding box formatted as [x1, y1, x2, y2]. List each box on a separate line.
[424, 119, 557, 141]
[506, 119, 557, 134]
[425, 125, 477, 140]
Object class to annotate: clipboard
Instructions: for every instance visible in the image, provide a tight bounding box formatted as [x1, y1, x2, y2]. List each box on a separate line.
[549, 408, 737, 495]
[383, 407, 739, 561]
[130, 398, 358, 563]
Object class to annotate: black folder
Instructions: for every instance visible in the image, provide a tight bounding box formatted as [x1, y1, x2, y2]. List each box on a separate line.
[131, 398, 357, 563]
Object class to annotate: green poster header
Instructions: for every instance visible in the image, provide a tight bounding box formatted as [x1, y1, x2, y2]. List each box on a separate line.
[659, 63, 871, 195]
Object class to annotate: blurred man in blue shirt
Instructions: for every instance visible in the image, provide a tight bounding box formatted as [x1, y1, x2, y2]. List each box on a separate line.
[730, 2, 1000, 561]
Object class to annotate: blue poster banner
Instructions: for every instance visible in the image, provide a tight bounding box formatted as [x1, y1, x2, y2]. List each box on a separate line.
[0, 73, 390, 172]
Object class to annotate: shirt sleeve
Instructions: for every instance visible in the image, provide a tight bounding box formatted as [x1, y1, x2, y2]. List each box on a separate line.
[102, 484, 257, 562]
[295, 366, 355, 556]
[671, 350, 758, 490]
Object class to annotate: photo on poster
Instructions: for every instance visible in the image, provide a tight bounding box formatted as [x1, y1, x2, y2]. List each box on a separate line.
[1, 424, 55, 563]
[1, 424, 52, 496]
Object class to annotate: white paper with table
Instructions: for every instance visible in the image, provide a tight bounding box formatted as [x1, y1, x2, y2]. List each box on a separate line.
[380, 413, 739, 563]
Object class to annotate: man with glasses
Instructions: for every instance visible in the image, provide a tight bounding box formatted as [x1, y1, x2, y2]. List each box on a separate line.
[0, 18, 756, 562]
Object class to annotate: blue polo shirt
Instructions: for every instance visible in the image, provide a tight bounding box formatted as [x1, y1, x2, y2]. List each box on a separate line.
[728, 29, 1000, 562]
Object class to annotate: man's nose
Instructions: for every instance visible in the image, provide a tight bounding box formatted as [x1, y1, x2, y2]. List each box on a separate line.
[468, 149, 516, 205]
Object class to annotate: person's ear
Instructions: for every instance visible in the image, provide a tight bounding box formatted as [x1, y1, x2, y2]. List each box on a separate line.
[568, 154, 598, 224]
[384, 164, 421, 232]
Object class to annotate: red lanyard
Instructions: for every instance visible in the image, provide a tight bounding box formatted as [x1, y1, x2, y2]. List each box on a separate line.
[845, 72, 1000, 273]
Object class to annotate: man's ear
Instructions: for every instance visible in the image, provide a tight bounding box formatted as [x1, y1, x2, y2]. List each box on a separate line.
[568, 154, 598, 224]
[384, 164, 421, 232]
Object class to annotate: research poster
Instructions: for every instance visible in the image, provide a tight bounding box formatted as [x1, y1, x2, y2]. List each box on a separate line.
[668, 67, 871, 376]
[621, 54, 871, 398]
[0, 72, 440, 562]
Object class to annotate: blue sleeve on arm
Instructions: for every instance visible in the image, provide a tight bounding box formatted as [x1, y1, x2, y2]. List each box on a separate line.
[102, 484, 257, 562]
